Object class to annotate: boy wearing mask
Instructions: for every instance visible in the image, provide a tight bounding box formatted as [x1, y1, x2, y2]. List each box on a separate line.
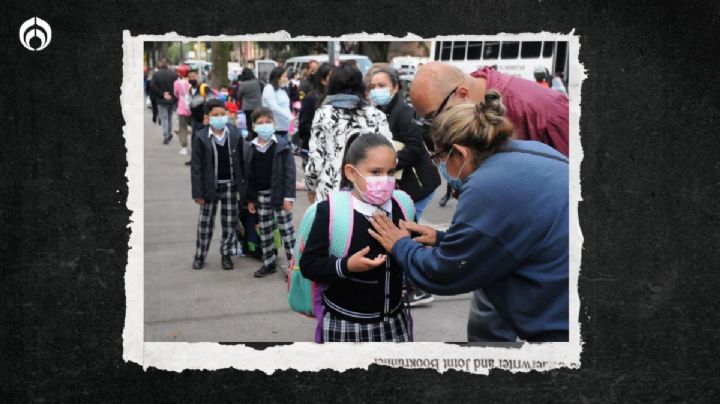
[242, 107, 296, 278]
[191, 99, 246, 270]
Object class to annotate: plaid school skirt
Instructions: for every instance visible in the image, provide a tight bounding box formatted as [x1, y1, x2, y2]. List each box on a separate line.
[322, 309, 412, 342]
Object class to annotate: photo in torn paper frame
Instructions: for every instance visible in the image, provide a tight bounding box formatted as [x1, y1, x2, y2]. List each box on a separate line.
[123, 31, 583, 374]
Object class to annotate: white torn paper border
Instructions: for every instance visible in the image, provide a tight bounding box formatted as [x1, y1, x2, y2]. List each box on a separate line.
[122, 30, 585, 374]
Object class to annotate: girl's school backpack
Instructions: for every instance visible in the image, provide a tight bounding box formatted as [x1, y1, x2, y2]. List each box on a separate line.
[287, 190, 415, 342]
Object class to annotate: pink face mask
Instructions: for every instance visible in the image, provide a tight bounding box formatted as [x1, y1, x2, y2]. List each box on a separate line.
[353, 167, 396, 205]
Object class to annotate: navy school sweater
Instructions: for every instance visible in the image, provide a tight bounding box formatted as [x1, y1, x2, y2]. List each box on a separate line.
[300, 199, 408, 324]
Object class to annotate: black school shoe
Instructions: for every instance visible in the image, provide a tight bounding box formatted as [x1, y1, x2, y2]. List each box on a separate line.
[222, 255, 234, 270]
[192, 257, 204, 270]
[254, 264, 276, 278]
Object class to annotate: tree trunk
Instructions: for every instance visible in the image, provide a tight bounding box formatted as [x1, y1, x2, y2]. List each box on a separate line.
[210, 42, 231, 89]
[358, 42, 390, 63]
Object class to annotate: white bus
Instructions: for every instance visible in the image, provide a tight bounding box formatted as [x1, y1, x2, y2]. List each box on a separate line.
[429, 40, 568, 84]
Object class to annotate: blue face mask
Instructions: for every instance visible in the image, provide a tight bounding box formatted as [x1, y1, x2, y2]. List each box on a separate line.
[437, 148, 467, 190]
[240, 129, 249, 139]
[209, 115, 228, 130]
[369, 87, 393, 106]
[254, 123, 275, 140]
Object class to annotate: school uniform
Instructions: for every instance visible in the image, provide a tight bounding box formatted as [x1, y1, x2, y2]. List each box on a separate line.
[300, 194, 412, 342]
[242, 134, 296, 269]
[191, 125, 245, 261]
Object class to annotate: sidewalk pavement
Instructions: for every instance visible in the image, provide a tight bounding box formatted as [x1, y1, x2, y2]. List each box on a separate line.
[143, 108, 471, 342]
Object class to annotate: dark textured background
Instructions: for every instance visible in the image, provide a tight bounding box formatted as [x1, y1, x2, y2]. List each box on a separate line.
[1, 0, 719, 401]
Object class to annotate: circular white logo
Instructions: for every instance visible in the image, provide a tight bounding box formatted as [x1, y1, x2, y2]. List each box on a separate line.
[19, 17, 52, 51]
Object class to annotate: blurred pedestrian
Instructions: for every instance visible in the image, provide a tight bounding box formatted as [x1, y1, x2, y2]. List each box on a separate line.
[218, 86, 229, 103]
[183, 71, 207, 166]
[149, 58, 178, 145]
[299, 59, 319, 99]
[261, 66, 292, 142]
[238, 68, 263, 140]
[147, 66, 159, 124]
[286, 68, 302, 151]
[368, 66, 440, 221]
[298, 63, 334, 167]
[288, 68, 302, 103]
[533, 65, 551, 89]
[174, 64, 192, 156]
[225, 101, 239, 128]
[551, 72, 568, 96]
[304, 62, 392, 203]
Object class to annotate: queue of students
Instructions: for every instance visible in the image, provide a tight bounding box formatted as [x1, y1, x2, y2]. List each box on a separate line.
[176, 60, 570, 343]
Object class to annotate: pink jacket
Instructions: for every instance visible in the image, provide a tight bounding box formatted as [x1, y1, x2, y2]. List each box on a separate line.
[472, 67, 569, 157]
[173, 79, 191, 116]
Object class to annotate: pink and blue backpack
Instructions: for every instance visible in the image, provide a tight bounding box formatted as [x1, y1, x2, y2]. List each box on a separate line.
[287, 190, 416, 342]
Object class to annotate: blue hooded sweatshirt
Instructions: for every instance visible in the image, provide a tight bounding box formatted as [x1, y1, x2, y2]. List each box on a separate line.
[391, 140, 569, 342]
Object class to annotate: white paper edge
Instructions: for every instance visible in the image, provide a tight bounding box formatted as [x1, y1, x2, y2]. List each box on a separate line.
[122, 30, 585, 375]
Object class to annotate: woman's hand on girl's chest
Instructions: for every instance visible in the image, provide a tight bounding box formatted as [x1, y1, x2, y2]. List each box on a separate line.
[368, 212, 410, 252]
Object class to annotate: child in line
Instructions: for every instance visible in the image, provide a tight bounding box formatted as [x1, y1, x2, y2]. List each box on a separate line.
[191, 99, 245, 270]
[243, 107, 296, 278]
[300, 133, 414, 342]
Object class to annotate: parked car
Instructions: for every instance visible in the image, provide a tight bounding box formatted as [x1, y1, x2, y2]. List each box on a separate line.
[285, 54, 373, 76]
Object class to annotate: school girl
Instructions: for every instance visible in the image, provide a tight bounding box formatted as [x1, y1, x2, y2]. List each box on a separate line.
[299, 133, 415, 342]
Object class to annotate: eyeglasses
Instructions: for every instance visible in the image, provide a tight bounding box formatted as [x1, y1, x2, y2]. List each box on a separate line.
[430, 147, 453, 165]
[413, 86, 459, 127]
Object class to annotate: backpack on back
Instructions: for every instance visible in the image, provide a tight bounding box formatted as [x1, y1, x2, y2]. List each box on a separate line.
[287, 190, 416, 342]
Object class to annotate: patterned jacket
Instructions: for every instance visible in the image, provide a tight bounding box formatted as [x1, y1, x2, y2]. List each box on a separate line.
[304, 100, 392, 201]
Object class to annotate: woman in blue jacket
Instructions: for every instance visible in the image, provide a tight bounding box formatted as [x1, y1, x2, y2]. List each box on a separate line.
[367, 91, 569, 342]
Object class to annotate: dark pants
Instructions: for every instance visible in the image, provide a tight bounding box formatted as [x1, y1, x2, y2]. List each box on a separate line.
[150, 96, 158, 123]
[244, 110, 255, 140]
[158, 103, 174, 140]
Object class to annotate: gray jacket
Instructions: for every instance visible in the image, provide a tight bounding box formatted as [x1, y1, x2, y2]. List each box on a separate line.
[238, 79, 263, 111]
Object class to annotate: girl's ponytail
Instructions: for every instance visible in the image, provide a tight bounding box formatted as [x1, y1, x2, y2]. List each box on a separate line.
[340, 133, 362, 189]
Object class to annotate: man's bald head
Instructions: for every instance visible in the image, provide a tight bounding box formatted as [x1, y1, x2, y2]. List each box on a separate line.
[410, 61, 485, 118]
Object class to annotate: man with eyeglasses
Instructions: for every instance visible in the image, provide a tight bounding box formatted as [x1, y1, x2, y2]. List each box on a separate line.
[410, 62, 569, 157]
[407, 62, 569, 342]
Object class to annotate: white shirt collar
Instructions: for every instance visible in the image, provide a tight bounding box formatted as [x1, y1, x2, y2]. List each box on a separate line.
[251, 135, 277, 152]
[209, 126, 228, 144]
[351, 193, 393, 217]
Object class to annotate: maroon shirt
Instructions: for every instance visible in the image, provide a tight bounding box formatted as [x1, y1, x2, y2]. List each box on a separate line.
[471, 67, 569, 157]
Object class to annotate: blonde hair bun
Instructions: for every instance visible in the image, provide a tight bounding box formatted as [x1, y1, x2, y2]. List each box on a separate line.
[431, 90, 514, 161]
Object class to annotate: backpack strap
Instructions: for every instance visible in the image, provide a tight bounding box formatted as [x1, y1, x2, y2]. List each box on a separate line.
[327, 191, 354, 257]
[292, 202, 318, 269]
[391, 189, 416, 222]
